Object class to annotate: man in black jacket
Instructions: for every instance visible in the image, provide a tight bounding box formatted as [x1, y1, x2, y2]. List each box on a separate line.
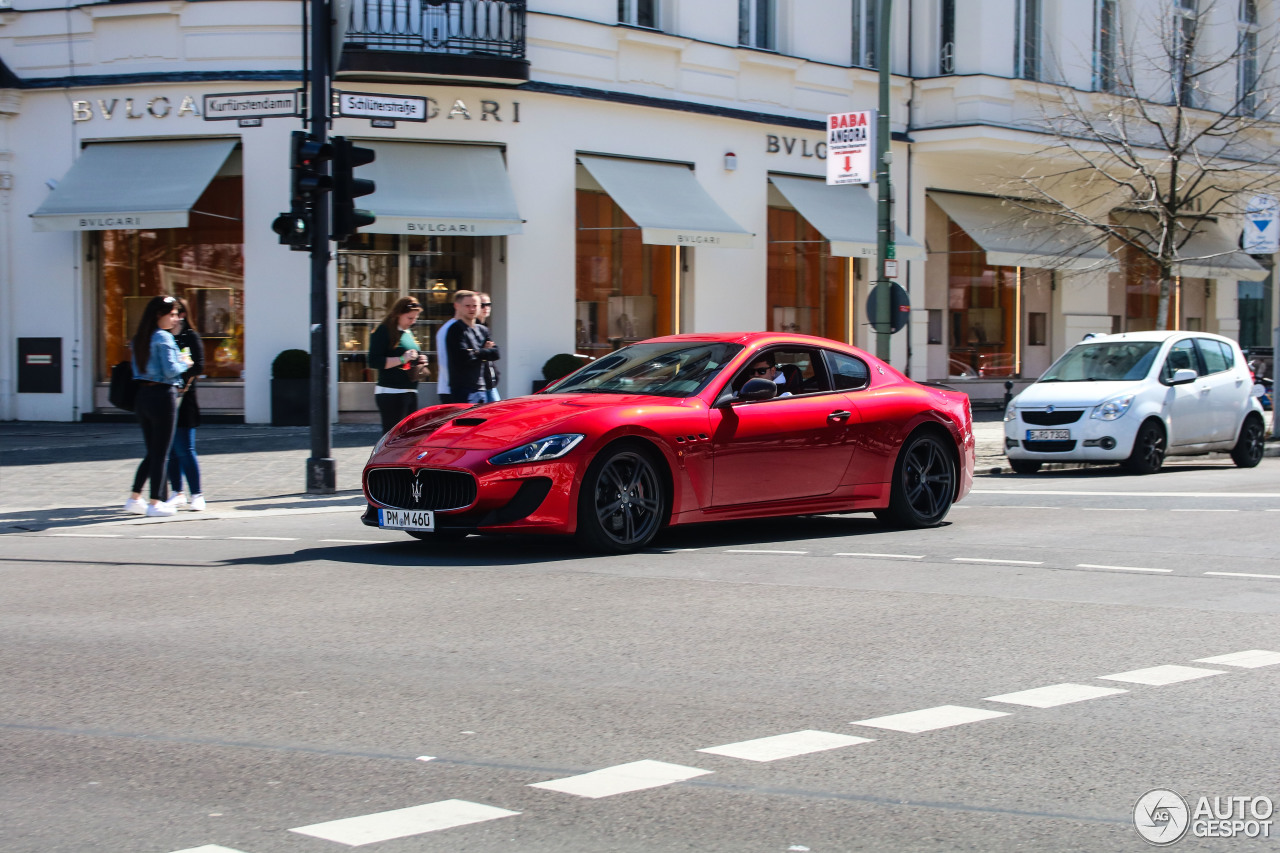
[443, 290, 500, 405]
[476, 292, 501, 402]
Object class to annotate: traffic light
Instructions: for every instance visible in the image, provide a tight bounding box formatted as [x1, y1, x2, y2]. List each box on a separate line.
[271, 202, 311, 251]
[330, 136, 376, 243]
[290, 130, 332, 201]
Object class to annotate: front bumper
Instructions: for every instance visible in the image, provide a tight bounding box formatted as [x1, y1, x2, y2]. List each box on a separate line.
[1004, 411, 1140, 461]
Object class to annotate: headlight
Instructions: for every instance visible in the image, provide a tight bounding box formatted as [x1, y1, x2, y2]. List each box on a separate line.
[1091, 394, 1135, 420]
[1004, 400, 1017, 422]
[489, 434, 585, 465]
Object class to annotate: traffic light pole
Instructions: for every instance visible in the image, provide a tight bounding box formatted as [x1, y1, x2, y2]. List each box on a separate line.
[875, 0, 893, 362]
[306, 0, 335, 493]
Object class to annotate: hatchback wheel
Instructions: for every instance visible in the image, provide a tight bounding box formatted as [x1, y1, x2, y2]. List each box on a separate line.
[875, 432, 956, 528]
[1122, 420, 1165, 475]
[1231, 416, 1266, 468]
[577, 443, 667, 553]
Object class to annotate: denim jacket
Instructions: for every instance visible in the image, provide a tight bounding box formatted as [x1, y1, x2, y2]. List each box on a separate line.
[132, 329, 186, 385]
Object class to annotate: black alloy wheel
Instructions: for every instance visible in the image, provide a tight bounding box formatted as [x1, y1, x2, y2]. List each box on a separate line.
[1122, 420, 1166, 475]
[577, 444, 667, 553]
[1231, 416, 1266, 468]
[875, 432, 957, 528]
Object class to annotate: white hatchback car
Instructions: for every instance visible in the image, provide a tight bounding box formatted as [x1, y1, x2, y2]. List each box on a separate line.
[1004, 331, 1268, 474]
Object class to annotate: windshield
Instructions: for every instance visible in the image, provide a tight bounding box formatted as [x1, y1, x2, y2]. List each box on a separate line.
[1039, 341, 1161, 383]
[549, 342, 744, 397]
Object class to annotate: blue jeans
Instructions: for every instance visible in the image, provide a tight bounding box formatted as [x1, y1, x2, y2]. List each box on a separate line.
[168, 426, 201, 495]
[484, 388, 501, 403]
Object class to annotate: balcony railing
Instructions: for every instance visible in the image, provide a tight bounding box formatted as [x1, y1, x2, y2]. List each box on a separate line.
[343, 0, 526, 78]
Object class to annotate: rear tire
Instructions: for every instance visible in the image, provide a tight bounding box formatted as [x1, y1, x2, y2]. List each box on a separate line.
[1231, 415, 1266, 468]
[875, 431, 957, 528]
[1009, 459, 1042, 474]
[576, 442, 668, 553]
[1122, 420, 1166, 475]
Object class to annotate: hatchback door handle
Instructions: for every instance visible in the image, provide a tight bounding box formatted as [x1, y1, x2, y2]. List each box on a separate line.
[828, 410, 853, 422]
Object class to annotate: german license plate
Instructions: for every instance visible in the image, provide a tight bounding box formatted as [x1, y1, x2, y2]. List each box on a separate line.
[1027, 429, 1070, 441]
[379, 508, 434, 531]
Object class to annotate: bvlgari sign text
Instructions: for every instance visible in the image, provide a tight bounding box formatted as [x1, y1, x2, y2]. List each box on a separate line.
[71, 92, 521, 123]
[72, 96, 202, 122]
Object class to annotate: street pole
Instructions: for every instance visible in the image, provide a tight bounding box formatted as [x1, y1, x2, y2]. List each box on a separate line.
[875, 0, 894, 362]
[306, 0, 335, 493]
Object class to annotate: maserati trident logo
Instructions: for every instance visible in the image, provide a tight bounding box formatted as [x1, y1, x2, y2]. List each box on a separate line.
[410, 473, 423, 504]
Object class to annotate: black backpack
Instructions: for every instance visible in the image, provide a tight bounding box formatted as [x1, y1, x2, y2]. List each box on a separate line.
[109, 360, 138, 412]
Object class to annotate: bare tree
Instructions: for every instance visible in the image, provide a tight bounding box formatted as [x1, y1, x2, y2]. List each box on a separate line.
[1003, 0, 1280, 329]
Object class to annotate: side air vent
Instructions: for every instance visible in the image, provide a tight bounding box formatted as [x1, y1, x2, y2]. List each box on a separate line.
[452, 418, 486, 426]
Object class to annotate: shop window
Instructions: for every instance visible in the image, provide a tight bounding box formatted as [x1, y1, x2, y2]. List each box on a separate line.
[927, 309, 943, 344]
[575, 189, 674, 357]
[767, 206, 846, 342]
[1028, 312, 1047, 346]
[336, 234, 480, 383]
[1114, 242, 1176, 332]
[98, 175, 244, 381]
[946, 223, 1017, 378]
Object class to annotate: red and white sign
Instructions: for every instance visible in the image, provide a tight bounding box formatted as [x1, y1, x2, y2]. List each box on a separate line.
[826, 110, 875, 185]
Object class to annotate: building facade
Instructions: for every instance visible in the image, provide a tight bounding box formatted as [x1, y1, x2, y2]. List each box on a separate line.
[1, 0, 1276, 423]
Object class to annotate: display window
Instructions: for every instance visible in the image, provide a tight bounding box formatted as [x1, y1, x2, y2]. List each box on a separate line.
[336, 234, 481, 383]
[1112, 242, 1177, 332]
[574, 189, 675, 356]
[766, 206, 847, 341]
[97, 175, 244, 381]
[946, 221, 1018, 378]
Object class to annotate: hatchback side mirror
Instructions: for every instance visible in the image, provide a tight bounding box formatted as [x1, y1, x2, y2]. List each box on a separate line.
[1169, 368, 1198, 385]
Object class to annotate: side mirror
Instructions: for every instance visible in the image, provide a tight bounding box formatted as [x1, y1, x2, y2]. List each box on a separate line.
[1169, 368, 1198, 385]
[736, 377, 779, 402]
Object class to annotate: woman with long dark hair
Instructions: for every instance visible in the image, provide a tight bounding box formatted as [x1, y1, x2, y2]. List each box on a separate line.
[123, 295, 192, 517]
[367, 296, 424, 435]
[166, 297, 205, 511]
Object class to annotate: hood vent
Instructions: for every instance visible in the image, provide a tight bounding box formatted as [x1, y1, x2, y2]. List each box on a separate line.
[452, 417, 486, 426]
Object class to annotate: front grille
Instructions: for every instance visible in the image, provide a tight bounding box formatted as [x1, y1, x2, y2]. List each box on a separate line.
[1022, 440, 1077, 453]
[1022, 410, 1084, 426]
[367, 467, 477, 511]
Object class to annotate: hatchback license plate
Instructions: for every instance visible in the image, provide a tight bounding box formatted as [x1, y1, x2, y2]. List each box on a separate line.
[1027, 429, 1070, 441]
[379, 508, 434, 531]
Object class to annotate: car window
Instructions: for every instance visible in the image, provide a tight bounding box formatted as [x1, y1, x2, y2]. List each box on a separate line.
[1040, 341, 1160, 382]
[552, 341, 743, 397]
[730, 348, 828, 397]
[1195, 339, 1234, 374]
[1161, 339, 1201, 382]
[824, 350, 871, 391]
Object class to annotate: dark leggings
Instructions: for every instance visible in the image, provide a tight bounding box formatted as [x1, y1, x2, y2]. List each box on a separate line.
[131, 384, 179, 502]
[376, 391, 419, 435]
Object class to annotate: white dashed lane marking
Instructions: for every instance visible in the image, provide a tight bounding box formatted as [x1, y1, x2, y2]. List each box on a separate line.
[834, 552, 923, 560]
[1077, 563, 1172, 574]
[851, 705, 1010, 734]
[984, 683, 1128, 708]
[1205, 571, 1280, 580]
[289, 799, 519, 846]
[529, 760, 712, 799]
[168, 846, 250, 853]
[952, 557, 1044, 566]
[698, 730, 872, 762]
[725, 549, 809, 555]
[1196, 650, 1280, 668]
[1099, 665, 1226, 686]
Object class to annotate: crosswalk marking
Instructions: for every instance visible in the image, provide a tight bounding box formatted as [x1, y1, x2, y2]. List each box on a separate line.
[1099, 665, 1225, 686]
[289, 800, 518, 846]
[851, 705, 1009, 734]
[984, 683, 1128, 708]
[698, 730, 872, 762]
[1195, 649, 1280, 668]
[529, 760, 711, 799]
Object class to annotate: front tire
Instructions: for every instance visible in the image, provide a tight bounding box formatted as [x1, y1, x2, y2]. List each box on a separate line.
[1009, 459, 1042, 474]
[875, 431, 957, 528]
[1122, 420, 1166, 475]
[1231, 415, 1266, 468]
[576, 442, 668, 553]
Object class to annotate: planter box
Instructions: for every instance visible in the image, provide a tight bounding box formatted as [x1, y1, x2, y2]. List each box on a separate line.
[271, 378, 310, 426]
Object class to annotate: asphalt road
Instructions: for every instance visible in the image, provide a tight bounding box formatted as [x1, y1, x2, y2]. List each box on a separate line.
[3, 457, 1279, 852]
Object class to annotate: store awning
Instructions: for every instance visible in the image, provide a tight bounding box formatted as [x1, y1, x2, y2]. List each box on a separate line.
[31, 138, 237, 231]
[578, 155, 753, 249]
[1117, 213, 1268, 282]
[362, 141, 523, 236]
[769, 175, 925, 261]
[929, 191, 1115, 271]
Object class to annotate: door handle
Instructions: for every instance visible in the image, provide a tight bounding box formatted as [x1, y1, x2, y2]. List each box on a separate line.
[828, 410, 853, 422]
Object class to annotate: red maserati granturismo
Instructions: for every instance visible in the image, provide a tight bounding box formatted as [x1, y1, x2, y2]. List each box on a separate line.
[362, 332, 975, 552]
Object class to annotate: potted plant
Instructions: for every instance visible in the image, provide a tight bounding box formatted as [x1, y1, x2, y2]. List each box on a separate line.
[533, 352, 591, 393]
[271, 348, 310, 426]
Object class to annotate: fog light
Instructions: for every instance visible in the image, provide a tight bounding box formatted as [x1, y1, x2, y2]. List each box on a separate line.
[1006, 438, 1020, 449]
[1100, 436, 1116, 450]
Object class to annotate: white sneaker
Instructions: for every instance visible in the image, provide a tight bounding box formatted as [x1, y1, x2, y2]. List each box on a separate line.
[169, 493, 188, 507]
[188, 494, 206, 512]
[123, 497, 147, 515]
[145, 502, 177, 518]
